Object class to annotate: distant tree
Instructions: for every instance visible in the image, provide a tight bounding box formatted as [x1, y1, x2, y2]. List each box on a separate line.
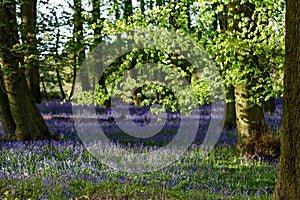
[73, 0, 91, 92]
[53, 11, 66, 100]
[211, 2, 237, 128]
[0, 0, 52, 140]
[273, 0, 300, 198]
[91, 0, 103, 47]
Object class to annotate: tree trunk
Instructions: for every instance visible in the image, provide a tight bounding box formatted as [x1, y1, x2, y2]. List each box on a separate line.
[56, 69, 66, 100]
[3, 70, 52, 140]
[156, 0, 163, 7]
[0, 73, 16, 140]
[227, 0, 271, 156]
[140, 0, 145, 13]
[21, 0, 41, 103]
[273, 0, 300, 198]
[74, 0, 91, 91]
[68, 37, 77, 99]
[235, 84, 268, 156]
[224, 85, 236, 128]
[41, 76, 49, 100]
[91, 0, 103, 47]
[212, 3, 236, 129]
[124, 0, 133, 20]
[0, 0, 52, 141]
[114, 0, 120, 20]
[264, 98, 275, 115]
[54, 13, 66, 99]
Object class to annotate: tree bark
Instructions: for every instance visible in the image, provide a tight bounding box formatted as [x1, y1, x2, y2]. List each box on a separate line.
[21, 0, 41, 103]
[54, 12, 66, 99]
[273, 0, 300, 198]
[73, 0, 91, 91]
[224, 85, 236, 128]
[3, 70, 52, 140]
[91, 0, 103, 48]
[235, 84, 268, 156]
[0, 0, 52, 141]
[0, 73, 16, 140]
[264, 98, 275, 115]
[124, 0, 133, 20]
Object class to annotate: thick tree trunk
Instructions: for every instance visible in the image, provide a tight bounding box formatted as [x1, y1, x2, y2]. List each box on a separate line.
[0, 0, 52, 141]
[3, 70, 52, 140]
[273, 0, 300, 198]
[0, 73, 16, 140]
[226, 0, 272, 157]
[235, 84, 268, 156]
[21, 0, 41, 103]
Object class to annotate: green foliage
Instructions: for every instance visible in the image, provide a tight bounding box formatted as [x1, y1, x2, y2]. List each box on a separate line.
[36, 0, 284, 109]
[203, 0, 285, 104]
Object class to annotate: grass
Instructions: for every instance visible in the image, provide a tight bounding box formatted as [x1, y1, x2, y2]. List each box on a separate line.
[0, 100, 281, 199]
[0, 141, 278, 199]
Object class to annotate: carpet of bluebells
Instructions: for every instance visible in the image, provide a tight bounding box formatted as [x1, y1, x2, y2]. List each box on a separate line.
[0, 99, 282, 199]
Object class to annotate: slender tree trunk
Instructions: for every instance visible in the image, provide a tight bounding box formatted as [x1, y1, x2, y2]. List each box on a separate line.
[69, 37, 77, 99]
[91, 0, 110, 107]
[212, 2, 237, 129]
[0, 0, 52, 141]
[124, 0, 133, 20]
[54, 13, 66, 99]
[41, 76, 49, 100]
[224, 85, 236, 128]
[156, 0, 163, 7]
[273, 0, 300, 198]
[91, 0, 102, 47]
[149, 0, 153, 10]
[73, 0, 91, 91]
[264, 98, 275, 115]
[114, 0, 120, 20]
[140, 0, 145, 12]
[56, 69, 66, 99]
[21, 0, 41, 103]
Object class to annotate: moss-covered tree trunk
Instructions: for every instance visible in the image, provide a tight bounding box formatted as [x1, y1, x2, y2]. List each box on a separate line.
[235, 84, 268, 155]
[0, 0, 52, 141]
[273, 0, 300, 198]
